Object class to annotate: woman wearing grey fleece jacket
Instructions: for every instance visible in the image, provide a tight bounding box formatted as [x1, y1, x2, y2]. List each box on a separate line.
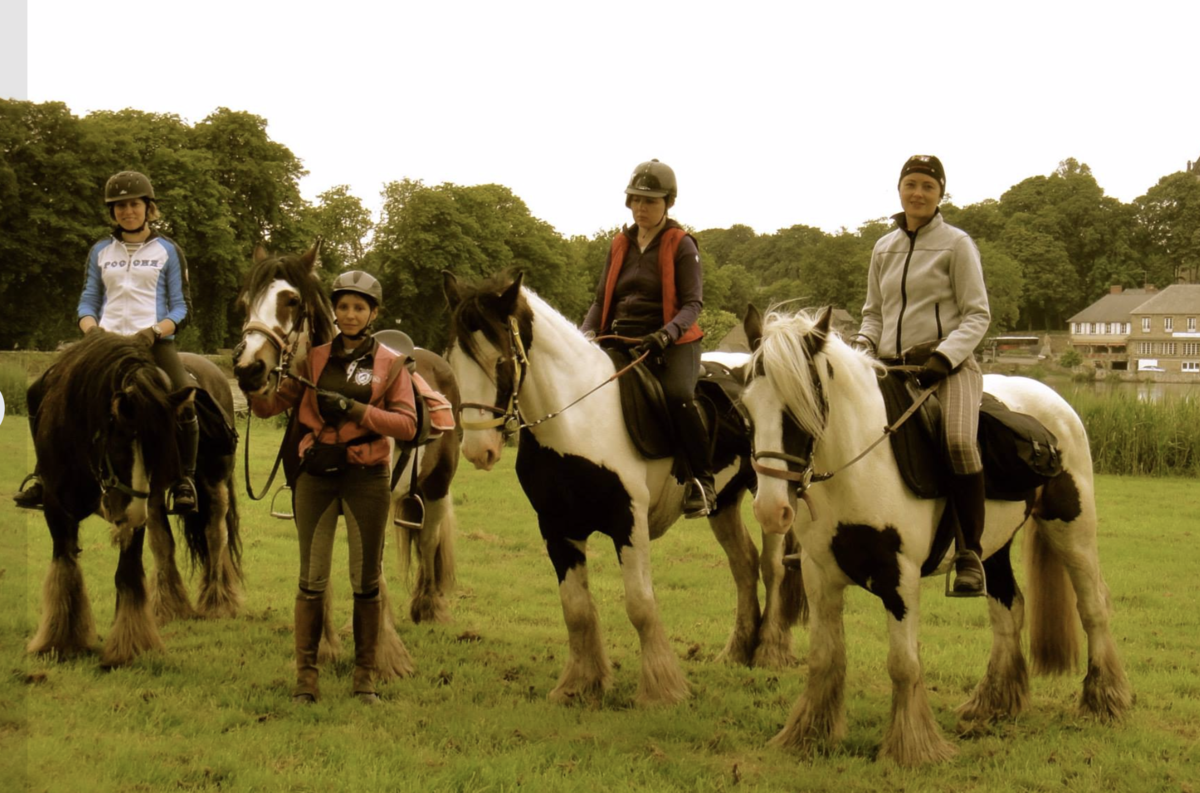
[857, 154, 991, 597]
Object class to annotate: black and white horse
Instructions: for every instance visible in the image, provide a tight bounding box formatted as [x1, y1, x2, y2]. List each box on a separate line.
[443, 270, 803, 706]
[233, 241, 461, 678]
[740, 305, 1131, 765]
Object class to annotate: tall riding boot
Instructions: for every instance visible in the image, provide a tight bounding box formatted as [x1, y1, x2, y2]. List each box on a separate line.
[352, 595, 383, 704]
[671, 402, 716, 519]
[170, 408, 199, 514]
[293, 593, 324, 703]
[949, 471, 987, 597]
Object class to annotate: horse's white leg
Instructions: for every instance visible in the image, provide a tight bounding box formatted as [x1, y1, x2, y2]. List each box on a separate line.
[374, 573, 416, 681]
[146, 502, 195, 624]
[196, 480, 242, 619]
[753, 529, 802, 670]
[618, 525, 689, 706]
[1034, 475, 1131, 720]
[877, 563, 956, 766]
[957, 541, 1030, 727]
[771, 558, 846, 753]
[549, 539, 612, 704]
[102, 526, 165, 667]
[705, 495, 762, 666]
[409, 496, 456, 624]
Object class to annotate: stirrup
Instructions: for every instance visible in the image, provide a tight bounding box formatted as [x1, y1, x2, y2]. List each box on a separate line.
[13, 474, 44, 511]
[945, 550, 987, 598]
[682, 477, 714, 519]
[394, 493, 425, 530]
[270, 486, 294, 520]
[167, 477, 198, 515]
[781, 553, 802, 571]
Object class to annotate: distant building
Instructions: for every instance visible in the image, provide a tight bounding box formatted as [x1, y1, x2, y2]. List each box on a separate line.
[1066, 286, 1157, 371]
[1128, 284, 1200, 374]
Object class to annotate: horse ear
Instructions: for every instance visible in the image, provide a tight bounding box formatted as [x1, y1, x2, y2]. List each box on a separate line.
[496, 271, 524, 317]
[743, 303, 763, 352]
[442, 270, 461, 309]
[111, 391, 135, 422]
[806, 306, 833, 356]
[253, 244, 270, 264]
[299, 239, 322, 272]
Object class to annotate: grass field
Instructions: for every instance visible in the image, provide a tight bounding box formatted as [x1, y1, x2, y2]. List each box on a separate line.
[0, 416, 1198, 792]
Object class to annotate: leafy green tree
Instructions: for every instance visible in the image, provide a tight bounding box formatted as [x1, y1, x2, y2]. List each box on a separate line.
[1001, 219, 1076, 329]
[976, 239, 1023, 333]
[698, 308, 739, 351]
[1135, 171, 1200, 286]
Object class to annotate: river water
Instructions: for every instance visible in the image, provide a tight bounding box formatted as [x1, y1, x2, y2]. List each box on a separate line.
[1040, 376, 1199, 403]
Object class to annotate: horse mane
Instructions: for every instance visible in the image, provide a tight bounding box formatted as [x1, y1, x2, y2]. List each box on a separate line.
[752, 308, 885, 442]
[240, 251, 337, 345]
[40, 332, 182, 488]
[447, 270, 536, 371]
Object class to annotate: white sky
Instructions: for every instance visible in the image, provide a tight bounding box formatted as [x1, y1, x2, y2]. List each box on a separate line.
[10, 0, 1200, 239]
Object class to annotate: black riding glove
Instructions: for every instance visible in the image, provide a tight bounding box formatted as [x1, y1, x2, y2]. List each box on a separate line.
[317, 389, 353, 421]
[636, 330, 672, 358]
[915, 353, 952, 387]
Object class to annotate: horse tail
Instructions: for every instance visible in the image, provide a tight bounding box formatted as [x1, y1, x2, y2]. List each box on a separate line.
[780, 528, 807, 626]
[225, 472, 242, 573]
[1024, 519, 1079, 675]
[393, 520, 414, 585]
[182, 499, 210, 571]
[434, 498, 458, 592]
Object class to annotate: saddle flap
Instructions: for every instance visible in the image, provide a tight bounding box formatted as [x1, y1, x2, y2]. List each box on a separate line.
[601, 346, 674, 459]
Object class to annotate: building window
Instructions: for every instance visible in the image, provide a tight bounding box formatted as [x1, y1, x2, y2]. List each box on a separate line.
[1184, 362, 1200, 373]
[1125, 323, 1131, 334]
[1142, 317, 1151, 333]
[1166, 342, 1177, 356]
[1165, 317, 1174, 332]
[1140, 342, 1152, 355]
[1190, 317, 1197, 332]
[1186, 343, 1199, 356]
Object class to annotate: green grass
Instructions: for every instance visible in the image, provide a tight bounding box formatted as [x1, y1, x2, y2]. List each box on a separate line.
[1, 417, 1198, 792]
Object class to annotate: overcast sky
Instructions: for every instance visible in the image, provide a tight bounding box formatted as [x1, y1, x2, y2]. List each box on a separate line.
[6, 0, 1198, 239]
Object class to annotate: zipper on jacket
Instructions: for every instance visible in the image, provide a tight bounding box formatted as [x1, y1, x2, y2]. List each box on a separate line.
[935, 303, 942, 340]
[896, 230, 917, 358]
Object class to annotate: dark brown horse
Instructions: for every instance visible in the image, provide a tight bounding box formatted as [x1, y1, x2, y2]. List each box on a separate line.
[233, 241, 461, 679]
[27, 332, 195, 666]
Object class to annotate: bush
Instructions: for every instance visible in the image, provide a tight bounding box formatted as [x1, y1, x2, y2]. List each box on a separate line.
[1059, 349, 1083, 368]
[0, 362, 28, 417]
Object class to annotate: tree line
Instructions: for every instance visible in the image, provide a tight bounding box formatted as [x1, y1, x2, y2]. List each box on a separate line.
[4, 99, 1198, 353]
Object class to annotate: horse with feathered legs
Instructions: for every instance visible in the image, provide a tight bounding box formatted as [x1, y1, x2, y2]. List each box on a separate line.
[443, 270, 804, 706]
[740, 305, 1131, 765]
[232, 240, 460, 679]
[27, 332, 199, 667]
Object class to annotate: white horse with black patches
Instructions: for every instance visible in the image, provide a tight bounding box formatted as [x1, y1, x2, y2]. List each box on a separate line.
[741, 305, 1130, 766]
[444, 271, 804, 706]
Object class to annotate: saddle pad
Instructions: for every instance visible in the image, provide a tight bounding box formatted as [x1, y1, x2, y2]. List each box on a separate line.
[411, 372, 456, 435]
[602, 346, 673, 459]
[879, 372, 944, 499]
[194, 386, 238, 456]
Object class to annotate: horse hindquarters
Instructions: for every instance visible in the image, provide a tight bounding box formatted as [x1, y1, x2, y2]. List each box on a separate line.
[1027, 473, 1131, 720]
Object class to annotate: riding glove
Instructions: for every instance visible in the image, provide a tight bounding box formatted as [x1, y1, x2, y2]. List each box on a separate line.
[636, 330, 672, 358]
[317, 389, 353, 421]
[135, 326, 159, 346]
[915, 353, 952, 387]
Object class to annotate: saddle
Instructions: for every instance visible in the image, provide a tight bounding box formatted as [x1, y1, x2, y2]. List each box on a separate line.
[878, 372, 1064, 503]
[600, 346, 745, 463]
[177, 367, 239, 457]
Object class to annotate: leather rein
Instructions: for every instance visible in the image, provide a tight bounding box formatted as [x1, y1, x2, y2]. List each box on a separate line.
[458, 316, 648, 438]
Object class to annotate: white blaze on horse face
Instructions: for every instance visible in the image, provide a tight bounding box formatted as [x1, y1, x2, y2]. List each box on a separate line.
[743, 380, 797, 534]
[237, 279, 298, 392]
[104, 441, 149, 545]
[449, 342, 506, 472]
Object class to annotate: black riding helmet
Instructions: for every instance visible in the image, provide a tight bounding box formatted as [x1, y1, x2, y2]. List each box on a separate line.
[625, 159, 677, 209]
[105, 171, 157, 227]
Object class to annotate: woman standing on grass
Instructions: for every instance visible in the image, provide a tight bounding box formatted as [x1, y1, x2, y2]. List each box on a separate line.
[247, 271, 417, 704]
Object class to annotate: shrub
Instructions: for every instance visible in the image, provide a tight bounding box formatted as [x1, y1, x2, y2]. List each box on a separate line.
[1059, 349, 1083, 368]
[0, 362, 28, 416]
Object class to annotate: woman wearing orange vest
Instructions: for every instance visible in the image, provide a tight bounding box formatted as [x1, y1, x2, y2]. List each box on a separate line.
[580, 159, 714, 517]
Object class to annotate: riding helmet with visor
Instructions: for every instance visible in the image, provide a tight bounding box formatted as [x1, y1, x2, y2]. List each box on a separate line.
[625, 159, 677, 208]
[331, 270, 383, 308]
[105, 171, 156, 204]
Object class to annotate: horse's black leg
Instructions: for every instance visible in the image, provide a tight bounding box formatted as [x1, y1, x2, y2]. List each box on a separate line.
[102, 526, 164, 667]
[28, 504, 96, 657]
[956, 540, 1031, 727]
[147, 498, 195, 623]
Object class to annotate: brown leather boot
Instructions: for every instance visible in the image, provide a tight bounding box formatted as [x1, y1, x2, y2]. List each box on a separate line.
[949, 472, 987, 597]
[352, 595, 383, 704]
[293, 593, 324, 703]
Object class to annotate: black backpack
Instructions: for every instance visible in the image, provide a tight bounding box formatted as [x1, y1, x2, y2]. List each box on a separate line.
[978, 393, 1064, 500]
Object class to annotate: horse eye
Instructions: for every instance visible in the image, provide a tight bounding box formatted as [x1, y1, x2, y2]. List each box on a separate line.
[285, 295, 301, 307]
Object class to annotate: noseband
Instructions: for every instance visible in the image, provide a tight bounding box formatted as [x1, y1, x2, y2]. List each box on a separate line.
[90, 416, 151, 500]
[459, 316, 527, 438]
[238, 299, 310, 389]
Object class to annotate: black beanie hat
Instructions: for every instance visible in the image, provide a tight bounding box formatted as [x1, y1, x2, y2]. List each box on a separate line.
[898, 155, 946, 195]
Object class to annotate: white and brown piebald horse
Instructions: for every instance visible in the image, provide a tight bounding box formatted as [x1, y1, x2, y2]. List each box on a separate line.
[740, 305, 1131, 765]
[443, 270, 804, 707]
[233, 241, 461, 678]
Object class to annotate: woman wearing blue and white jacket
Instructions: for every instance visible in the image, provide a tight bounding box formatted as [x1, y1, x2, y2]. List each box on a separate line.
[15, 171, 198, 513]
